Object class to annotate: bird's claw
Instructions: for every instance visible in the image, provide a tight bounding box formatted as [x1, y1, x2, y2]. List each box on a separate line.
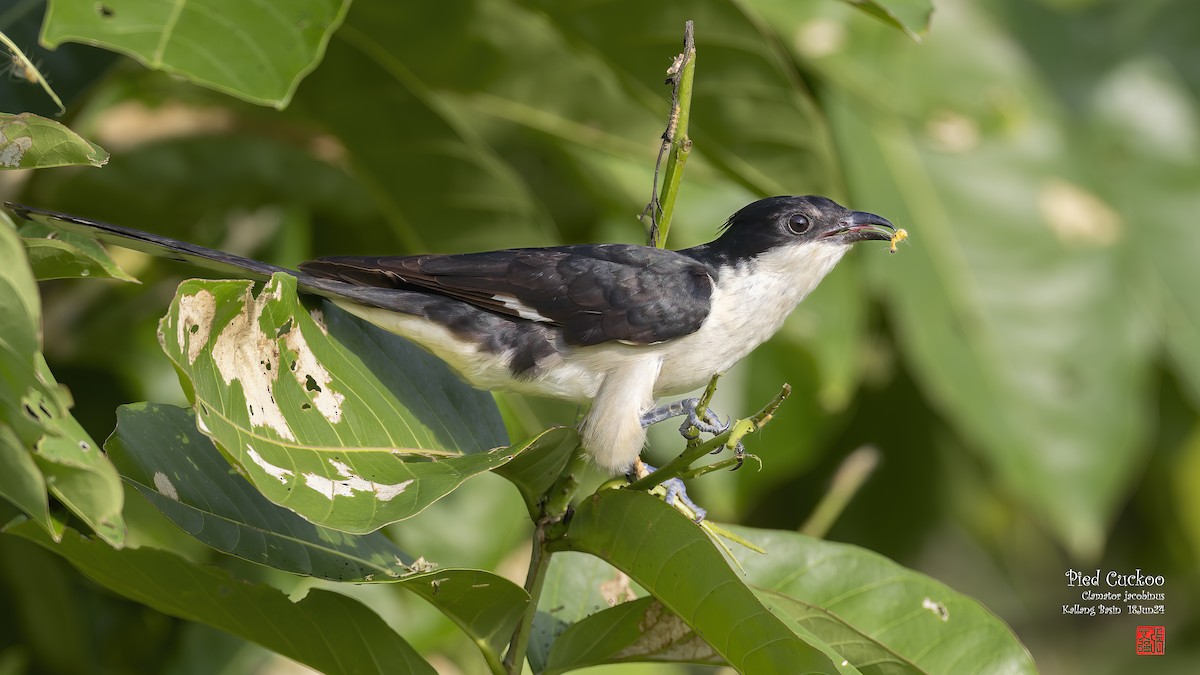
[680, 401, 729, 437]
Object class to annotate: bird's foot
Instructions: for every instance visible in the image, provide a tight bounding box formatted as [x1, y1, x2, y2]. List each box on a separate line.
[639, 397, 745, 467]
[629, 461, 706, 522]
[639, 397, 728, 435]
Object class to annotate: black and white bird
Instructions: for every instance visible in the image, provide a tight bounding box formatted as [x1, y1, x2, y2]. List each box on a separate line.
[7, 196, 897, 474]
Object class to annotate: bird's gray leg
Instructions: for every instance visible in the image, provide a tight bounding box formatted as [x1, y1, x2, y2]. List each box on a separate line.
[629, 461, 706, 523]
[638, 397, 729, 436]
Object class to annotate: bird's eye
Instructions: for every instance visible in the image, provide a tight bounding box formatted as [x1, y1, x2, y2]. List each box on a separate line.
[787, 214, 811, 234]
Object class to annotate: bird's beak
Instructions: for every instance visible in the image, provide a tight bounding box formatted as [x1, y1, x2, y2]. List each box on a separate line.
[824, 210, 896, 244]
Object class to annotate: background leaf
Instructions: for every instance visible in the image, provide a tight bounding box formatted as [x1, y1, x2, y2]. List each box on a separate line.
[41, 0, 352, 108]
[6, 520, 436, 675]
[0, 113, 107, 169]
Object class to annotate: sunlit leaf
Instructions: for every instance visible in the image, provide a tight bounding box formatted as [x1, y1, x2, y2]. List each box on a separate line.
[734, 526, 1037, 674]
[158, 273, 518, 533]
[42, 0, 352, 108]
[107, 400, 528, 667]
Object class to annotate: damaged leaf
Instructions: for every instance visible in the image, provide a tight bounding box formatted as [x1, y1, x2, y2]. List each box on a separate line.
[158, 273, 518, 534]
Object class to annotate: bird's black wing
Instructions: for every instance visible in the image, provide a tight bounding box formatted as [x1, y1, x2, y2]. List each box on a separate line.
[299, 244, 715, 346]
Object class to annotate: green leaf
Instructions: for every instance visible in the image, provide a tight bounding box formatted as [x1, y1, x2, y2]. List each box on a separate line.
[0, 113, 107, 169]
[529, 551, 639, 672]
[734, 527, 1038, 674]
[19, 222, 139, 282]
[30, 357, 126, 547]
[41, 0, 352, 108]
[841, 0, 934, 40]
[492, 426, 580, 519]
[157, 273, 516, 533]
[552, 489, 841, 673]
[0, 424, 52, 538]
[6, 519, 436, 675]
[0, 214, 124, 545]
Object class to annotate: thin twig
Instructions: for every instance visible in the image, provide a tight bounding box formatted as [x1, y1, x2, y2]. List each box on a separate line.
[641, 20, 696, 248]
[799, 445, 881, 538]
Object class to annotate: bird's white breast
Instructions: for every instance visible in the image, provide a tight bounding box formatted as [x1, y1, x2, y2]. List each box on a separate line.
[652, 240, 848, 394]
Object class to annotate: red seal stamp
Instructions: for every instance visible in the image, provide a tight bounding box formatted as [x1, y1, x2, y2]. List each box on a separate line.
[1135, 625, 1165, 655]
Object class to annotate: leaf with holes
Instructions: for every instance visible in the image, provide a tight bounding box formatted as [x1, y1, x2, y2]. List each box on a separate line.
[157, 272, 523, 534]
[41, 0, 351, 108]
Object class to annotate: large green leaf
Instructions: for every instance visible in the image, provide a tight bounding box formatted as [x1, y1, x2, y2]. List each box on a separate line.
[552, 489, 843, 673]
[107, 400, 529, 668]
[6, 519, 436, 675]
[157, 273, 516, 533]
[0, 215, 124, 545]
[42, 0, 351, 108]
[0, 113, 107, 169]
[735, 527, 1037, 674]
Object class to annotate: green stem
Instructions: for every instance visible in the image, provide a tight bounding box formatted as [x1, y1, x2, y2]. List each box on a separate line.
[647, 21, 696, 248]
[503, 533, 551, 675]
[503, 443, 587, 673]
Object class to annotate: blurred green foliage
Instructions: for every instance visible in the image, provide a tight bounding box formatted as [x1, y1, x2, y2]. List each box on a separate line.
[1, 0, 1198, 672]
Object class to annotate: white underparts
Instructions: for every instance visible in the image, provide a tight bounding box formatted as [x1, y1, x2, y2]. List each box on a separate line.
[579, 357, 663, 472]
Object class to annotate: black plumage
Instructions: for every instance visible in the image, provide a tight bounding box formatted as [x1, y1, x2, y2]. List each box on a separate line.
[299, 245, 715, 346]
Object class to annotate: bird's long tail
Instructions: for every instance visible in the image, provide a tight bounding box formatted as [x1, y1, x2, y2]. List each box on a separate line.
[4, 203, 416, 312]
